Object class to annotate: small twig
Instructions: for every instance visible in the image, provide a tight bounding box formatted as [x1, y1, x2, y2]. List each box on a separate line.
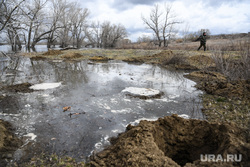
[68, 111, 86, 118]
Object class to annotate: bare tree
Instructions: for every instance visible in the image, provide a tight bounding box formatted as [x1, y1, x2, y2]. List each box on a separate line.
[1, 0, 126, 51]
[100, 21, 127, 48]
[45, 0, 65, 48]
[1, 0, 26, 51]
[70, 7, 89, 48]
[182, 22, 190, 43]
[142, 3, 181, 47]
[86, 21, 127, 48]
[86, 21, 102, 47]
[17, 0, 50, 51]
[142, 4, 162, 47]
[0, 0, 25, 32]
[137, 34, 151, 43]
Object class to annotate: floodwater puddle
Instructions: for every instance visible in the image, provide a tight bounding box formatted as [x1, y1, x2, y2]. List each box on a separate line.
[0, 56, 203, 163]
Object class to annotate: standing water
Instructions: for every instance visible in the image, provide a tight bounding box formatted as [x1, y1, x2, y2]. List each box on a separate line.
[0, 56, 203, 163]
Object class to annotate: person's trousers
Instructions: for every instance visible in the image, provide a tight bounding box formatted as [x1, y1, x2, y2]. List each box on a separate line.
[197, 43, 206, 51]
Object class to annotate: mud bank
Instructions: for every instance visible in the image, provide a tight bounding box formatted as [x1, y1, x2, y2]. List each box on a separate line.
[90, 114, 250, 167]
[0, 120, 22, 167]
[0, 83, 33, 93]
[186, 71, 250, 128]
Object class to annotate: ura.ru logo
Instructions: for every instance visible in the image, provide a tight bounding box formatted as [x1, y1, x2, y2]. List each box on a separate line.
[200, 154, 242, 162]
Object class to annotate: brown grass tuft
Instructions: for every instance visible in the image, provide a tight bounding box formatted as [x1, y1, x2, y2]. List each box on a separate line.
[61, 53, 84, 59]
[42, 50, 63, 56]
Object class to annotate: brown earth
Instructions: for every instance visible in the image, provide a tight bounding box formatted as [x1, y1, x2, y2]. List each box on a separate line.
[90, 114, 250, 167]
[42, 50, 63, 56]
[61, 52, 84, 59]
[0, 83, 33, 93]
[185, 71, 227, 83]
[197, 79, 250, 99]
[0, 120, 22, 167]
[89, 56, 112, 61]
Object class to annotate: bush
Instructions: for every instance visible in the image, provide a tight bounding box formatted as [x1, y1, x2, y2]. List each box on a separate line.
[211, 41, 250, 80]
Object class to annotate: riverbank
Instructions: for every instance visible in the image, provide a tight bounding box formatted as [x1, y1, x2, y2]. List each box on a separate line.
[1, 48, 250, 166]
[0, 120, 22, 167]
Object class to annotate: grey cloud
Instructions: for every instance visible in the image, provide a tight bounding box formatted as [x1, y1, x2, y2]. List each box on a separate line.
[201, 0, 246, 7]
[111, 0, 165, 11]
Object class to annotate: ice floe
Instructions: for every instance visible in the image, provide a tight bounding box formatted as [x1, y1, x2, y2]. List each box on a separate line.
[122, 87, 163, 98]
[29, 82, 61, 90]
[24, 133, 37, 141]
[178, 114, 190, 119]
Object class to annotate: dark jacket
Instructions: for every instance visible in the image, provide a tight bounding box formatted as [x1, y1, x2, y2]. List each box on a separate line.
[196, 35, 206, 44]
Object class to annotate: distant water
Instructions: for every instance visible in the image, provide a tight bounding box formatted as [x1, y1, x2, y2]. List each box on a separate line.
[0, 45, 60, 53]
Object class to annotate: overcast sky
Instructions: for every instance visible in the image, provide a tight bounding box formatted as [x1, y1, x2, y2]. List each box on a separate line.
[81, 0, 250, 41]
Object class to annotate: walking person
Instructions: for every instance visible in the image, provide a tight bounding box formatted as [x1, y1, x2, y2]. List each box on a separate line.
[196, 32, 207, 51]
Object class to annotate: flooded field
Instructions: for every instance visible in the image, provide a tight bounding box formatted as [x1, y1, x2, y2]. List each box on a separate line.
[0, 55, 203, 163]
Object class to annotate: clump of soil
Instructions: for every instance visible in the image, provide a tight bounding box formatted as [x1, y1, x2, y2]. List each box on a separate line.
[187, 71, 250, 99]
[90, 115, 250, 167]
[185, 71, 227, 83]
[0, 120, 22, 167]
[42, 50, 62, 56]
[61, 53, 84, 59]
[1, 83, 33, 93]
[197, 79, 250, 99]
[89, 56, 111, 61]
[30, 56, 47, 61]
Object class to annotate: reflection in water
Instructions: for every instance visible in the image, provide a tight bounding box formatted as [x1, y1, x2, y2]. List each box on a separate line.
[0, 57, 204, 163]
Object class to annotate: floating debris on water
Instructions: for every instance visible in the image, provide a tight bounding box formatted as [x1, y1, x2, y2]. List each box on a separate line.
[29, 82, 62, 90]
[122, 87, 163, 99]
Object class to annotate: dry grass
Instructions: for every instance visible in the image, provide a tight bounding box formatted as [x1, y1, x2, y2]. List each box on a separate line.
[61, 52, 84, 59]
[210, 41, 250, 80]
[42, 50, 63, 56]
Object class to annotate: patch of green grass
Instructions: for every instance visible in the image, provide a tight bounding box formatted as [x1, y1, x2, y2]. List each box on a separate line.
[215, 97, 227, 102]
[202, 94, 250, 128]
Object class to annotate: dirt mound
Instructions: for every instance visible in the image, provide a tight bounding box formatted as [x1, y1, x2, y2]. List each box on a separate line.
[42, 50, 62, 56]
[90, 115, 250, 167]
[186, 71, 250, 98]
[185, 71, 227, 83]
[89, 56, 111, 61]
[61, 53, 83, 59]
[1, 83, 33, 93]
[0, 120, 22, 167]
[198, 79, 250, 99]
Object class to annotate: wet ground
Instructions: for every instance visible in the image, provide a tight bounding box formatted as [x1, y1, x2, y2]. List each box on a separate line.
[0, 55, 203, 163]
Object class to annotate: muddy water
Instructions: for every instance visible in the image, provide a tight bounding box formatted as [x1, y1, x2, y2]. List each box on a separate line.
[0, 56, 203, 162]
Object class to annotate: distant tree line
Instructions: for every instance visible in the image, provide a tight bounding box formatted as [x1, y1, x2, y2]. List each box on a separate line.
[0, 0, 127, 51]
